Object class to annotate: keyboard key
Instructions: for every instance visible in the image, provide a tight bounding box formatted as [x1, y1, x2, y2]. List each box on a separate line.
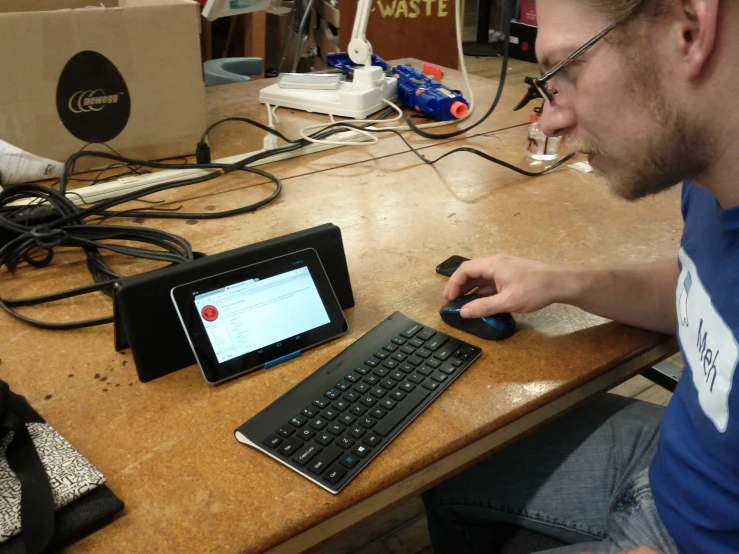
[401, 324, 423, 338]
[335, 380, 350, 391]
[279, 436, 304, 455]
[370, 407, 387, 419]
[308, 446, 343, 475]
[340, 413, 356, 425]
[380, 378, 396, 390]
[363, 434, 381, 447]
[434, 340, 461, 361]
[409, 338, 424, 348]
[309, 418, 328, 431]
[383, 343, 398, 352]
[315, 433, 334, 446]
[345, 372, 361, 383]
[391, 390, 407, 401]
[373, 367, 389, 377]
[389, 370, 405, 382]
[364, 374, 380, 386]
[301, 405, 319, 418]
[327, 423, 345, 436]
[381, 398, 397, 410]
[416, 365, 433, 376]
[355, 365, 371, 375]
[416, 348, 432, 359]
[360, 394, 376, 406]
[323, 466, 347, 484]
[424, 334, 447, 350]
[365, 357, 380, 367]
[358, 416, 377, 429]
[392, 336, 407, 345]
[407, 355, 423, 366]
[416, 329, 436, 341]
[399, 363, 414, 374]
[290, 415, 308, 428]
[374, 387, 430, 437]
[339, 454, 360, 469]
[392, 352, 409, 363]
[351, 443, 371, 458]
[277, 425, 295, 438]
[298, 428, 316, 440]
[348, 426, 366, 439]
[343, 390, 360, 402]
[292, 444, 321, 466]
[324, 388, 340, 400]
[425, 358, 441, 369]
[423, 380, 440, 391]
[322, 408, 339, 420]
[312, 397, 330, 409]
[400, 345, 416, 356]
[452, 359, 463, 367]
[408, 373, 425, 384]
[263, 434, 283, 448]
[350, 404, 368, 416]
[382, 359, 399, 370]
[333, 399, 350, 411]
[337, 436, 356, 449]
[354, 382, 370, 394]
[431, 371, 448, 383]
[374, 351, 389, 360]
[370, 387, 387, 398]
[440, 365, 457, 375]
[400, 382, 416, 393]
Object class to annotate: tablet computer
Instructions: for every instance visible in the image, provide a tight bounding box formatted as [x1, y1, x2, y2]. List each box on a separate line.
[171, 248, 348, 384]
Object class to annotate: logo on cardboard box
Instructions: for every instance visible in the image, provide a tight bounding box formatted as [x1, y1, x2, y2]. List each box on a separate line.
[56, 51, 131, 143]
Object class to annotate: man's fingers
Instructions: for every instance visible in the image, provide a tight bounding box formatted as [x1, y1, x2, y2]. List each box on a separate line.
[459, 293, 509, 318]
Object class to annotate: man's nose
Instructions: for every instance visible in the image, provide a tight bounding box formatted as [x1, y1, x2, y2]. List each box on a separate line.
[538, 101, 576, 137]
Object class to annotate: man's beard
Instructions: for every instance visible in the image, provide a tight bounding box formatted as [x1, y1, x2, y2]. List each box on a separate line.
[566, 68, 713, 201]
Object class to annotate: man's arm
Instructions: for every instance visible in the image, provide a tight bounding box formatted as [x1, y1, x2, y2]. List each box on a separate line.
[444, 256, 679, 335]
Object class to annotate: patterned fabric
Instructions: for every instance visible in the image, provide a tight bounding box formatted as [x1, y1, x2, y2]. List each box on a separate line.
[0, 423, 105, 544]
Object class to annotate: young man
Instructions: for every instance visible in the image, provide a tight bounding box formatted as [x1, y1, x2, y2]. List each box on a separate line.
[422, 0, 739, 552]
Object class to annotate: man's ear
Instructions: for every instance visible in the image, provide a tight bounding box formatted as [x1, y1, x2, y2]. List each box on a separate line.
[678, 0, 720, 78]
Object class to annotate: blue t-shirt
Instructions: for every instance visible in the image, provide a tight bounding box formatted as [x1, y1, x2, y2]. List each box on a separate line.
[650, 181, 739, 553]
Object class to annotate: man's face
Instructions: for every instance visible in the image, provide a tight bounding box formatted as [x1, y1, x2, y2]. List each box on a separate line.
[535, 0, 710, 200]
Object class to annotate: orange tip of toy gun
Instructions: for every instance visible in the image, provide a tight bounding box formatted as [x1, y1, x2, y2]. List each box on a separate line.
[450, 100, 468, 119]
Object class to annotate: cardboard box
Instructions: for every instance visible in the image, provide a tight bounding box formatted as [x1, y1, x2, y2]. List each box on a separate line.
[0, 0, 206, 175]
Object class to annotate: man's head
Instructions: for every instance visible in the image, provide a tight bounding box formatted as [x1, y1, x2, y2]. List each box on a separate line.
[535, 0, 735, 202]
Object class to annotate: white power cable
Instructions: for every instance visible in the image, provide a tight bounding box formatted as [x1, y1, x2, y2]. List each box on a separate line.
[298, 99, 404, 146]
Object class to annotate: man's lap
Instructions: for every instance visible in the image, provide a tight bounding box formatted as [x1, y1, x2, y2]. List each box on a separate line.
[423, 394, 677, 553]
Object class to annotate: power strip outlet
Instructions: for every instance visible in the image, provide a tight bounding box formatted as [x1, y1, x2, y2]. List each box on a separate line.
[9, 130, 372, 208]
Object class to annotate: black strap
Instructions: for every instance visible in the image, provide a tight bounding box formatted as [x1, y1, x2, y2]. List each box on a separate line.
[0, 381, 55, 554]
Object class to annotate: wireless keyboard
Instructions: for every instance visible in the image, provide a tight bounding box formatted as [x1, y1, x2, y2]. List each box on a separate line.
[235, 312, 482, 494]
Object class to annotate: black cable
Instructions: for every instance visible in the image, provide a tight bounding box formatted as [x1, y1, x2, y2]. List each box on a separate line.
[200, 116, 302, 145]
[405, 0, 513, 140]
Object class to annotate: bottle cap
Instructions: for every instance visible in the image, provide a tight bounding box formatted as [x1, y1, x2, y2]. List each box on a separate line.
[529, 113, 539, 123]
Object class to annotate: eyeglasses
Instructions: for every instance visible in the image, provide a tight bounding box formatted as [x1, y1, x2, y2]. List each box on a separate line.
[514, 20, 620, 111]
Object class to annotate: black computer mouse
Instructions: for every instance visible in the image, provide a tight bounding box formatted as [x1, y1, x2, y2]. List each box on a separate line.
[439, 295, 516, 340]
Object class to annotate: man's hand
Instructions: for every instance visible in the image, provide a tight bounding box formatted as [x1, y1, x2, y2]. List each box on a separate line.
[617, 547, 664, 554]
[443, 254, 571, 318]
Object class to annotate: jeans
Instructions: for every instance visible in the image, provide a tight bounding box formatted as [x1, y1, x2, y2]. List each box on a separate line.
[422, 394, 679, 554]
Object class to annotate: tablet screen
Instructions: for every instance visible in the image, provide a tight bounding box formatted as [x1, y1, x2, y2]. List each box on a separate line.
[171, 249, 348, 384]
[193, 266, 330, 364]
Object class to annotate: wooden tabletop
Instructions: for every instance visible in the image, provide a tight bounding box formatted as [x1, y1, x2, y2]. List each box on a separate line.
[0, 61, 682, 553]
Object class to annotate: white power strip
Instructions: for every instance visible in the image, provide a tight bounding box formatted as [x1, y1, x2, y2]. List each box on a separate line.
[9, 130, 371, 208]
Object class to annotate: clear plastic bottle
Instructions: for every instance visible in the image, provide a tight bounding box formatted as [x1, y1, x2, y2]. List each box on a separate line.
[526, 112, 561, 161]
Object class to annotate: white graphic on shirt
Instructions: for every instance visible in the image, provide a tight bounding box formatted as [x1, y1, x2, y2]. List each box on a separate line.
[677, 249, 738, 432]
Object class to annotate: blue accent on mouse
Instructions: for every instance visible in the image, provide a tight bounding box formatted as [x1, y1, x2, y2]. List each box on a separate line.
[439, 295, 516, 340]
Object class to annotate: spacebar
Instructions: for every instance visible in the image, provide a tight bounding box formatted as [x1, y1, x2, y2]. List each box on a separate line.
[374, 387, 431, 437]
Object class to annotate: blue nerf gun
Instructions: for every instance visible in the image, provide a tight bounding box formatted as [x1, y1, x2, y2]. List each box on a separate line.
[392, 64, 469, 121]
